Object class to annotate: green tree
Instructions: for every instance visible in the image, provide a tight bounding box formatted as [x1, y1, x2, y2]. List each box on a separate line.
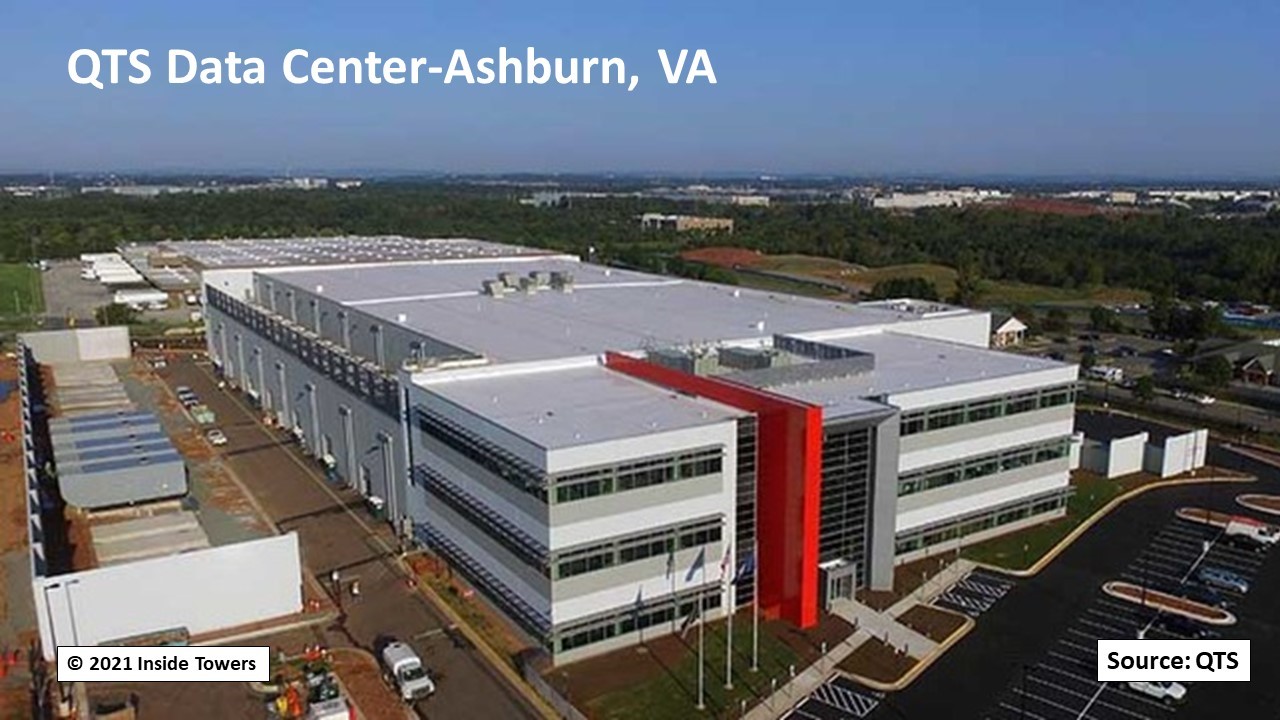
[1089, 305, 1118, 332]
[94, 303, 139, 326]
[1195, 355, 1234, 389]
[949, 255, 984, 307]
[1081, 350, 1098, 370]
[869, 276, 939, 301]
[1043, 308, 1070, 334]
[1133, 375, 1156, 403]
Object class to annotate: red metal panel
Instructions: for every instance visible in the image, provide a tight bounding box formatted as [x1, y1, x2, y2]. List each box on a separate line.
[603, 352, 822, 628]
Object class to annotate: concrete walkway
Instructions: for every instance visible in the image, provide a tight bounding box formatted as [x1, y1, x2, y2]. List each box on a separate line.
[829, 600, 936, 659]
[745, 558, 975, 720]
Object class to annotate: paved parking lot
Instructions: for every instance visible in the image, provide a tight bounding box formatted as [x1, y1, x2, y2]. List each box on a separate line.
[787, 676, 883, 720]
[874, 452, 1280, 720]
[981, 513, 1269, 720]
[935, 570, 1016, 619]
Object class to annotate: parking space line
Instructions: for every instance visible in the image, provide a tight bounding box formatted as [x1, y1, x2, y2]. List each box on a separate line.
[1086, 603, 1145, 623]
[1074, 619, 1127, 639]
[1138, 545, 1196, 565]
[1075, 683, 1107, 720]
[1013, 687, 1099, 720]
[1059, 638, 1097, 656]
[1202, 552, 1261, 573]
[1030, 677, 1155, 720]
[997, 701, 1053, 720]
[1133, 549, 1188, 567]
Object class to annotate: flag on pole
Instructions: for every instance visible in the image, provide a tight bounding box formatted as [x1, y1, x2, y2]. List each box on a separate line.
[732, 550, 756, 585]
[684, 547, 707, 583]
[679, 604, 700, 638]
[720, 543, 733, 580]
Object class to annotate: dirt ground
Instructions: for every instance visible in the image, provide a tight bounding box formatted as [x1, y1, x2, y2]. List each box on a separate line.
[0, 360, 24, 556]
[679, 246, 765, 268]
[837, 637, 918, 684]
[1237, 493, 1280, 515]
[329, 648, 408, 720]
[897, 604, 967, 643]
[0, 358, 27, 638]
[856, 555, 956, 611]
[1105, 582, 1232, 621]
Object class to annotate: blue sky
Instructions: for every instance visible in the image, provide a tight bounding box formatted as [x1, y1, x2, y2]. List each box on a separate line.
[2, 0, 1278, 177]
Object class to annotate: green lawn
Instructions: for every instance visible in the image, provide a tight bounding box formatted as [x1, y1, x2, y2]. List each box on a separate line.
[962, 472, 1150, 571]
[0, 263, 43, 316]
[579, 616, 806, 720]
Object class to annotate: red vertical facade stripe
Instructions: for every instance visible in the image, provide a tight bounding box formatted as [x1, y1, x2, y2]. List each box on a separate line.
[603, 352, 822, 628]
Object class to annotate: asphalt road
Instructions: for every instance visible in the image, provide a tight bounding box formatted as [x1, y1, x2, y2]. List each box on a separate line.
[870, 446, 1280, 720]
[1083, 382, 1280, 437]
[162, 357, 539, 720]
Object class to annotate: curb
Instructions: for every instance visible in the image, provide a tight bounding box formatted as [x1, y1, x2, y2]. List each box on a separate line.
[839, 608, 975, 693]
[974, 474, 1256, 579]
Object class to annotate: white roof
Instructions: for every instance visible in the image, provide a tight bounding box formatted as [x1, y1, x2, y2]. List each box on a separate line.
[753, 332, 1074, 418]
[266, 260, 973, 364]
[422, 363, 746, 450]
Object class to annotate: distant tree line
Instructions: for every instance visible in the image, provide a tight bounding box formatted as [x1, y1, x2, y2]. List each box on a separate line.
[2, 186, 1279, 303]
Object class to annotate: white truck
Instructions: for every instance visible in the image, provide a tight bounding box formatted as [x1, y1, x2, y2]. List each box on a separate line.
[380, 640, 435, 702]
[1224, 516, 1279, 546]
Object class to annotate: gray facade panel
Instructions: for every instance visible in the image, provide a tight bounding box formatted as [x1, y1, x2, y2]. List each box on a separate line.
[208, 305, 407, 519]
[426, 491, 552, 600]
[553, 544, 720, 601]
[548, 474, 723, 529]
[868, 415, 899, 591]
[417, 435, 549, 522]
[898, 404, 1075, 456]
[896, 456, 1072, 515]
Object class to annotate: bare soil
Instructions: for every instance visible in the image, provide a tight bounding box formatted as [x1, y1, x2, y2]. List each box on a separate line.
[1104, 582, 1234, 623]
[898, 605, 967, 643]
[837, 637, 917, 685]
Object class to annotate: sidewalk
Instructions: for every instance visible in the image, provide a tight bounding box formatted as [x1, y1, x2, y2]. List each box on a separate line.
[744, 558, 975, 720]
[828, 601, 936, 659]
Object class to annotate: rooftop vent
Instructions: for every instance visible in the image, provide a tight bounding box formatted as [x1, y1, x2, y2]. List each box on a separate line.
[481, 279, 509, 298]
[550, 271, 575, 293]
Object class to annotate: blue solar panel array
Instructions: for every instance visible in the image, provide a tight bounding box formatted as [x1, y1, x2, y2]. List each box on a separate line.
[74, 439, 176, 462]
[58, 409, 154, 430]
[70, 429, 168, 450]
[74, 451, 184, 476]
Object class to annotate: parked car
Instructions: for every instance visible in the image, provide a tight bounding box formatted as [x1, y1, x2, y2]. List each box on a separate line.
[378, 639, 434, 701]
[1149, 612, 1220, 640]
[205, 428, 228, 446]
[1153, 581, 1228, 608]
[1222, 532, 1268, 554]
[1127, 680, 1186, 705]
[1224, 516, 1279, 547]
[1196, 566, 1249, 594]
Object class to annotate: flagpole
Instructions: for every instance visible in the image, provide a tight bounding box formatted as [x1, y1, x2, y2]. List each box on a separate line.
[724, 544, 734, 690]
[751, 538, 759, 672]
[697, 557, 706, 711]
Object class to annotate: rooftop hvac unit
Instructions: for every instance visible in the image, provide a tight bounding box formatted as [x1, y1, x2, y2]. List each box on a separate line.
[497, 271, 518, 287]
[481, 279, 508, 298]
[518, 276, 537, 294]
[550, 271, 575, 293]
[528, 270, 551, 287]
